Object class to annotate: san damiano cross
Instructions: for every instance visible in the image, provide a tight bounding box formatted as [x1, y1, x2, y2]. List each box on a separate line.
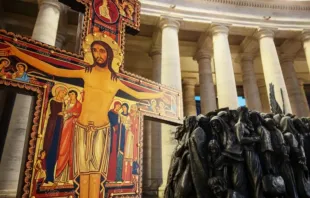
[0, 0, 182, 197]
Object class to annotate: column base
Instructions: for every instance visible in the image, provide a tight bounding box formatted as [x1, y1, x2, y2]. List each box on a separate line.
[158, 184, 167, 198]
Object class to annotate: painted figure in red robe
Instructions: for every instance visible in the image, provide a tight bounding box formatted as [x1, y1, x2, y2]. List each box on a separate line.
[55, 90, 82, 183]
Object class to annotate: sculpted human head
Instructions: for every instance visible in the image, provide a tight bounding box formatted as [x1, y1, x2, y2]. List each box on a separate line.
[265, 118, 276, 130]
[237, 106, 249, 122]
[208, 139, 220, 154]
[208, 176, 227, 198]
[249, 111, 261, 127]
[210, 117, 223, 134]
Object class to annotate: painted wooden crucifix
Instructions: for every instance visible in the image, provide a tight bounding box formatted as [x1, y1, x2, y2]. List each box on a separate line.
[0, 0, 182, 197]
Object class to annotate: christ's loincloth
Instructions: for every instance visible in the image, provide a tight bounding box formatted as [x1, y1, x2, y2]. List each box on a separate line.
[73, 122, 110, 181]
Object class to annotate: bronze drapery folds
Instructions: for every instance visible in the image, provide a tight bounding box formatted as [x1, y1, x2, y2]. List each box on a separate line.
[164, 107, 310, 198]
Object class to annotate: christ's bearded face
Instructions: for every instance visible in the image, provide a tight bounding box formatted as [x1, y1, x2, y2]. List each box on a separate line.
[91, 43, 108, 68]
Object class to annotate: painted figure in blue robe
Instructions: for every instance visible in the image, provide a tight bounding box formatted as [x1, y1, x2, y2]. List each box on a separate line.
[107, 101, 122, 181]
[43, 86, 67, 184]
[115, 103, 129, 181]
[12, 62, 30, 82]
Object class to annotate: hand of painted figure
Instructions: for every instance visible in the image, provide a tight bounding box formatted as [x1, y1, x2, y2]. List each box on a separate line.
[2, 41, 19, 56]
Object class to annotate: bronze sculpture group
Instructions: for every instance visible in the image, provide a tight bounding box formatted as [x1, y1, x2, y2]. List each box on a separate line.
[164, 107, 310, 198]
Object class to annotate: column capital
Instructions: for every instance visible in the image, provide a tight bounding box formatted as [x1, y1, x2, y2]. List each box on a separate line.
[182, 77, 197, 86]
[39, 0, 64, 11]
[255, 28, 275, 39]
[279, 54, 296, 63]
[158, 17, 180, 31]
[240, 53, 255, 62]
[193, 50, 212, 61]
[302, 30, 310, 42]
[149, 46, 162, 57]
[210, 24, 229, 36]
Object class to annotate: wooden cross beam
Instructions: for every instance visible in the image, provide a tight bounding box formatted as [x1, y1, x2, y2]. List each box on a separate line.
[0, 0, 182, 197]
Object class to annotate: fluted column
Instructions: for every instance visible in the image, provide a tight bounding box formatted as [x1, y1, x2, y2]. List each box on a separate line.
[298, 79, 310, 116]
[32, 0, 63, 46]
[240, 53, 262, 111]
[302, 31, 310, 76]
[158, 17, 181, 196]
[194, 50, 217, 113]
[257, 79, 271, 113]
[211, 25, 238, 109]
[280, 55, 308, 117]
[182, 78, 197, 116]
[256, 28, 292, 113]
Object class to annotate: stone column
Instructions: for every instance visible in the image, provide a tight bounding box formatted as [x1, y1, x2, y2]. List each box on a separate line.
[256, 28, 292, 113]
[194, 50, 217, 114]
[150, 47, 162, 82]
[142, 119, 152, 191]
[146, 48, 162, 193]
[240, 53, 262, 111]
[299, 79, 310, 116]
[302, 31, 310, 75]
[158, 17, 182, 196]
[257, 79, 271, 113]
[211, 25, 238, 109]
[55, 5, 68, 49]
[182, 78, 197, 116]
[32, 0, 63, 46]
[159, 17, 182, 90]
[280, 55, 308, 117]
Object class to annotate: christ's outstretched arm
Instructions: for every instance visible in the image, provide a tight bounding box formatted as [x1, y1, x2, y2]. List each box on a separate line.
[2, 42, 84, 79]
[118, 80, 163, 100]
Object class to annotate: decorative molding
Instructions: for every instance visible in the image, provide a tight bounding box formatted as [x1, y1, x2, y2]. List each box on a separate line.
[202, 0, 310, 11]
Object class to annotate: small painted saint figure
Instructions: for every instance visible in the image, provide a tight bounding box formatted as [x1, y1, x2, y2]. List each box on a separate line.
[12, 62, 30, 82]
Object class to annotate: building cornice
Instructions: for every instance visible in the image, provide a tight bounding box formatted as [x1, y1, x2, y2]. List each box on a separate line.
[201, 0, 310, 11]
[140, 0, 310, 31]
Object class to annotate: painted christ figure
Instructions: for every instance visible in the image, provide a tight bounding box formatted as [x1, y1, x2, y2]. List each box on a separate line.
[3, 38, 162, 198]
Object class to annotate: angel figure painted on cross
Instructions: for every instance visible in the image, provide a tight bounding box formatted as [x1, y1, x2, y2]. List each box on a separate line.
[1, 33, 163, 198]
